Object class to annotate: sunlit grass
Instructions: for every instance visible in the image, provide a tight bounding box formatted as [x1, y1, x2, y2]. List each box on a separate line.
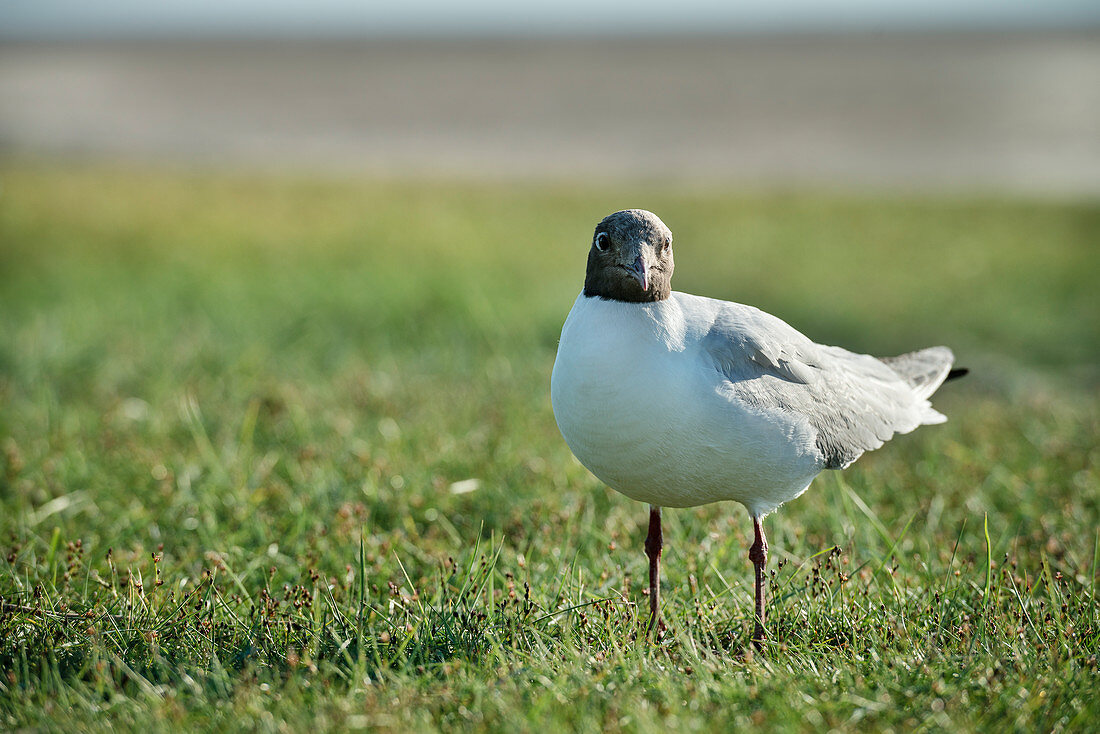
[1, 162, 1098, 731]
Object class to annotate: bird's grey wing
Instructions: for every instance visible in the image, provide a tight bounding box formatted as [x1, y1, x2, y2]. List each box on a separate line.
[879, 346, 956, 399]
[702, 303, 937, 469]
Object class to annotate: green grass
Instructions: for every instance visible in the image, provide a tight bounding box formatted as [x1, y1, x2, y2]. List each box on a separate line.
[1, 161, 1098, 731]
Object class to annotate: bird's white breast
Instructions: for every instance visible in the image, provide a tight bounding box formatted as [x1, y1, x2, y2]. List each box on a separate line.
[550, 293, 822, 515]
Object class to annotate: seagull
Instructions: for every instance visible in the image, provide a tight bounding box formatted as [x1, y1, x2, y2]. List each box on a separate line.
[550, 209, 965, 646]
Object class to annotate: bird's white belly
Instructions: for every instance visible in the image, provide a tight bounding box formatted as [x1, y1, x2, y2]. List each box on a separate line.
[550, 296, 822, 515]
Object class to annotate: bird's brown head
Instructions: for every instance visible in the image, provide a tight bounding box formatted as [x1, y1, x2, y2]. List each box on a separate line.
[583, 209, 674, 303]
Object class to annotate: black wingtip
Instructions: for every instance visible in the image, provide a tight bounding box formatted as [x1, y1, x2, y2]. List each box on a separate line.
[946, 367, 969, 381]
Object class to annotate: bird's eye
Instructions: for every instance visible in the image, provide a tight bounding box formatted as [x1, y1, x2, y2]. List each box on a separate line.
[595, 232, 611, 252]
[663, 236, 672, 252]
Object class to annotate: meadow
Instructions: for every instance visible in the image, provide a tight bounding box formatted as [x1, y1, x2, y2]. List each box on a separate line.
[1, 162, 1098, 731]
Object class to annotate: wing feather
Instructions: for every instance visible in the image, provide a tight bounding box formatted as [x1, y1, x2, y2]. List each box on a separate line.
[702, 303, 945, 469]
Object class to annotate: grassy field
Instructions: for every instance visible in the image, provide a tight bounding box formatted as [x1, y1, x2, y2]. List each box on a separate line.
[1, 162, 1098, 731]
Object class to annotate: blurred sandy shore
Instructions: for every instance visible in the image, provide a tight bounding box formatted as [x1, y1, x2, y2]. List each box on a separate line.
[2, 32, 1098, 193]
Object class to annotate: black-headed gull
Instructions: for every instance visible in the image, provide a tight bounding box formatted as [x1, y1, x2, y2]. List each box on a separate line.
[550, 209, 965, 646]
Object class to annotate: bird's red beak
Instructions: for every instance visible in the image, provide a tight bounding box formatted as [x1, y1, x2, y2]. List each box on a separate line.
[628, 254, 649, 292]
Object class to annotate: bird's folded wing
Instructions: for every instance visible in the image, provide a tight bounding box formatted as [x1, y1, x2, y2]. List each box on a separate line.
[702, 303, 932, 469]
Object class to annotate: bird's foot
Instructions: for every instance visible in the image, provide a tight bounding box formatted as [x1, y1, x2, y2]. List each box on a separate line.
[751, 623, 766, 650]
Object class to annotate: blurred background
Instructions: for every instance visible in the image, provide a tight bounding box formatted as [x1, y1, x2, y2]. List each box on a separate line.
[3, 0, 1099, 193]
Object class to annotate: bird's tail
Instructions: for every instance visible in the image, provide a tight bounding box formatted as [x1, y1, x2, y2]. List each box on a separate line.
[880, 346, 965, 400]
[945, 367, 969, 381]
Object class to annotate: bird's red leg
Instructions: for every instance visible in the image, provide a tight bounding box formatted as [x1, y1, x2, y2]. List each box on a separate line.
[749, 516, 768, 649]
[645, 505, 662, 635]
